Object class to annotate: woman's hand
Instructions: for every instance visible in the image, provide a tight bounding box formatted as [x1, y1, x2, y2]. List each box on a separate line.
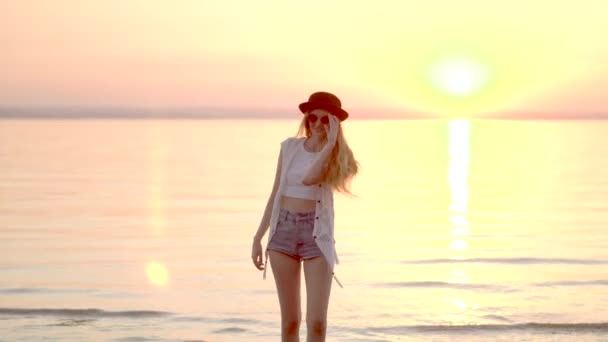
[324, 115, 340, 147]
[251, 238, 264, 271]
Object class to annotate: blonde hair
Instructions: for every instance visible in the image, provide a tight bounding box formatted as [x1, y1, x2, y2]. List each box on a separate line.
[296, 113, 360, 195]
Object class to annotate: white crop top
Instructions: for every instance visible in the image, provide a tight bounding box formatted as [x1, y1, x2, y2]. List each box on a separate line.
[283, 142, 321, 200]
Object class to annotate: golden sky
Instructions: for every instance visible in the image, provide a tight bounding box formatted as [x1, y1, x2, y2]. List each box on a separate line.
[1, 0, 607, 118]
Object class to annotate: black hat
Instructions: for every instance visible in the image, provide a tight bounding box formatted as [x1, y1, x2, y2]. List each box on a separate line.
[298, 91, 349, 121]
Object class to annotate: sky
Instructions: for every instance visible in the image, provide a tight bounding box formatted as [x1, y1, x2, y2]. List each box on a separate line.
[1, 0, 607, 119]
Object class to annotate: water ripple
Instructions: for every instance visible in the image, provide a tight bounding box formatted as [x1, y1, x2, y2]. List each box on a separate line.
[350, 322, 608, 334]
[374, 281, 510, 291]
[401, 257, 608, 265]
[0, 308, 172, 318]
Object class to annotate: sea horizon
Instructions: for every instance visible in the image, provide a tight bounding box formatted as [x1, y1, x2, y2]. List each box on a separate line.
[0, 106, 606, 120]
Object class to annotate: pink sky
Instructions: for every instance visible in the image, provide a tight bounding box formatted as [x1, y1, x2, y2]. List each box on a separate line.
[1, 1, 607, 118]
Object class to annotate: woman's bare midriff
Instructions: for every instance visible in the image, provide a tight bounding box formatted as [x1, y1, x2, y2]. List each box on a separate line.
[280, 196, 317, 213]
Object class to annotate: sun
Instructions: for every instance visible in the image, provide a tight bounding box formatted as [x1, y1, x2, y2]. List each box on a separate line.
[429, 56, 489, 97]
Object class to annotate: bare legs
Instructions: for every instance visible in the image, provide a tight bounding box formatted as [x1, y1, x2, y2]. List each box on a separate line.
[303, 255, 333, 342]
[269, 250, 302, 341]
[269, 250, 333, 342]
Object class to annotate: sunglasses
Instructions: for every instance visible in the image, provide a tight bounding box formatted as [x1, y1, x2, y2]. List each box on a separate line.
[307, 114, 330, 125]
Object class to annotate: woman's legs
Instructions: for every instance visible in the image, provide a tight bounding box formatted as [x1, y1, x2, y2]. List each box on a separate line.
[303, 256, 332, 342]
[269, 250, 302, 342]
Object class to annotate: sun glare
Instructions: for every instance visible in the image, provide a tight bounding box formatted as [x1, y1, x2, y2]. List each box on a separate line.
[429, 56, 489, 97]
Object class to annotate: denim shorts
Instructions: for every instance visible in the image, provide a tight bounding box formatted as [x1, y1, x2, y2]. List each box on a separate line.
[267, 208, 323, 261]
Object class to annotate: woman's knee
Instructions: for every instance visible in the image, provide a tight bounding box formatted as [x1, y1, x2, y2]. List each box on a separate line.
[307, 318, 327, 335]
[282, 318, 301, 335]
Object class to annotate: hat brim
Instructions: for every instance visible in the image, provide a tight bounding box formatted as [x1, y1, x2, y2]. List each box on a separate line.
[299, 102, 349, 121]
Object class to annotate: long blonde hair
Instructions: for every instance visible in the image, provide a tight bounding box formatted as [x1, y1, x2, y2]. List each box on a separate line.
[296, 113, 360, 195]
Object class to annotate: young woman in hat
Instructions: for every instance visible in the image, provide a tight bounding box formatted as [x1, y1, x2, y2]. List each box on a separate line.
[251, 91, 359, 341]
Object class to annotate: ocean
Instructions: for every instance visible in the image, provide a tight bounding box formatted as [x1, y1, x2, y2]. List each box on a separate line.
[0, 118, 607, 341]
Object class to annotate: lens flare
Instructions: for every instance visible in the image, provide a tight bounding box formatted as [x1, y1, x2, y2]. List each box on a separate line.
[146, 262, 169, 286]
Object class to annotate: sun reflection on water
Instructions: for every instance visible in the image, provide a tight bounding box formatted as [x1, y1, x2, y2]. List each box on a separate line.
[446, 120, 477, 318]
[448, 119, 471, 254]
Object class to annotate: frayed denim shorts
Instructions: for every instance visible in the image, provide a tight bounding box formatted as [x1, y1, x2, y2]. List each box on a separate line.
[267, 208, 323, 261]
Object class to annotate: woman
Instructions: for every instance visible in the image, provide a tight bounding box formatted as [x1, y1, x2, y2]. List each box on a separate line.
[251, 91, 359, 341]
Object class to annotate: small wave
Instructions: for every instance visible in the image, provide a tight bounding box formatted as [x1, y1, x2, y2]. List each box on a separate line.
[0, 287, 138, 299]
[168, 315, 261, 326]
[533, 280, 608, 287]
[113, 337, 164, 342]
[218, 317, 259, 325]
[0, 287, 98, 295]
[401, 257, 608, 265]
[375, 279, 608, 291]
[363, 322, 608, 334]
[49, 319, 95, 326]
[168, 315, 207, 322]
[375, 281, 508, 291]
[481, 314, 513, 323]
[0, 308, 172, 318]
[212, 327, 247, 334]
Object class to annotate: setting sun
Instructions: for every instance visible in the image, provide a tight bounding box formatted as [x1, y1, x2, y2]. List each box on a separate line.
[429, 56, 489, 97]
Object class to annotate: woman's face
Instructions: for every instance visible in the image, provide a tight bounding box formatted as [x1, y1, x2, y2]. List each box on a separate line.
[307, 109, 331, 137]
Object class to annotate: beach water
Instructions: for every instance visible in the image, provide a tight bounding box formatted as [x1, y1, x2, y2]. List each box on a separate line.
[1, 118, 607, 341]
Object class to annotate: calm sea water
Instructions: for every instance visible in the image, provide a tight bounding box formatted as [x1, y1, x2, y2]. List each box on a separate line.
[0, 118, 607, 341]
